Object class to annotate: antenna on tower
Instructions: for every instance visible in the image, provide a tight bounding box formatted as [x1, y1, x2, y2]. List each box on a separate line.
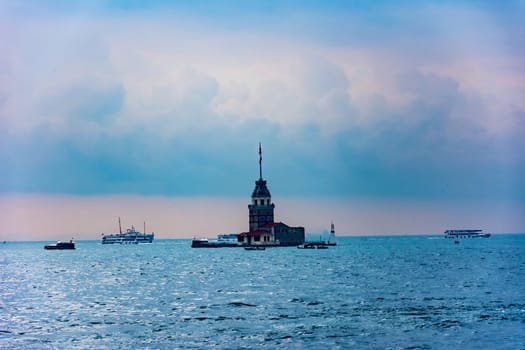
[259, 142, 263, 179]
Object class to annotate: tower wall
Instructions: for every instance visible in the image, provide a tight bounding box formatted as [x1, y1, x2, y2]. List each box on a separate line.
[248, 202, 275, 232]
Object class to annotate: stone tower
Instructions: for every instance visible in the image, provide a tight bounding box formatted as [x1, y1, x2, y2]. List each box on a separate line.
[248, 143, 275, 232]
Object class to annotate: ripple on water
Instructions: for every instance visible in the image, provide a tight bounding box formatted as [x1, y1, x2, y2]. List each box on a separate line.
[1, 237, 524, 349]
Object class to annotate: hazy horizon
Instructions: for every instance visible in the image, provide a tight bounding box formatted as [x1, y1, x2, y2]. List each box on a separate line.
[2, 194, 524, 241]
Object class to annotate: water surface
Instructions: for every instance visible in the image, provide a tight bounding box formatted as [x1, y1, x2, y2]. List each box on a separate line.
[1, 235, 524, 349]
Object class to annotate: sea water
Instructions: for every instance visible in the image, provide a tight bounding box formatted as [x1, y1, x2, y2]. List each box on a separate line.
[1, 235, 524, 349]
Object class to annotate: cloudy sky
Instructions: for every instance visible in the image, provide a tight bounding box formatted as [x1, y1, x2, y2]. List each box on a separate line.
[1, 1, 524, 240]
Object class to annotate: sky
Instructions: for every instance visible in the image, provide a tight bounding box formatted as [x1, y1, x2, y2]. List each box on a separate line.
[1, 1, 524, 240]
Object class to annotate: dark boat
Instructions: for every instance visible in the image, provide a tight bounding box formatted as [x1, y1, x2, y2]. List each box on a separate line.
[192, 238, 221, 248]
[44, 240, 75, 250]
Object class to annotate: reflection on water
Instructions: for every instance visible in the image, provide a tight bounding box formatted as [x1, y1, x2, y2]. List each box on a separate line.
[1, 235, 524, 349]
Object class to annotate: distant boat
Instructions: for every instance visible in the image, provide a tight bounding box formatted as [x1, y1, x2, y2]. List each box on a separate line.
[297, 243, 316, 249]
[444, 230, 491, 239]
[45, 240, 75, 250]
[101, 218, 154, 244]
[244, 246, 266, 251]
[297, 242, 329, 249]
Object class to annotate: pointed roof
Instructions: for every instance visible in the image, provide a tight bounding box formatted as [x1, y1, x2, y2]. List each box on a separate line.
[252, 143, 271, 198]
[252, 178, 271, 198]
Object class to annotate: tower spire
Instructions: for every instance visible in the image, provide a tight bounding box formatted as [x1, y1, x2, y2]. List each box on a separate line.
[259, 142, 262, 179]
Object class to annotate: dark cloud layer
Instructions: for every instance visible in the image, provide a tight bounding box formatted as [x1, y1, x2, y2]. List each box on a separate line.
[2, 88, 524, 201]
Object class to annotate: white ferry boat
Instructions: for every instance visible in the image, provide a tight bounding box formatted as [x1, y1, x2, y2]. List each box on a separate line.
[102, 218, 154, 244]
[444, 229, 491, 239]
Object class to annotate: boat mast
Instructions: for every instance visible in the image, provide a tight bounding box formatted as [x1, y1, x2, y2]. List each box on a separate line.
[144, 221, 146, 234]
[119, 217, 122, 234]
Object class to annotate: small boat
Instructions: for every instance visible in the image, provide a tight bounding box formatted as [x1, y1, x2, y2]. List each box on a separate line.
[191, 238, 213, 248]
[244, 246, 266, 251]
[297, 243, 316, 249]
[454, 240, 460, 244]
[316, 245, 328, 249]
[45, 240, 75, 250]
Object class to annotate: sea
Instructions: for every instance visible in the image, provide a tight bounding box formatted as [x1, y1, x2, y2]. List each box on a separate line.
[1, 235, 524, 349]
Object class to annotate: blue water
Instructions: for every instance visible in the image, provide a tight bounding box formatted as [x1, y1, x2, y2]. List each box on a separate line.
[1, 235, 524, 349]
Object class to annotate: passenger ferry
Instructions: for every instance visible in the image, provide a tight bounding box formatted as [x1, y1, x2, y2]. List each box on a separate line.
[101, 218, 154, 244]
[444, 229, 491, 239]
